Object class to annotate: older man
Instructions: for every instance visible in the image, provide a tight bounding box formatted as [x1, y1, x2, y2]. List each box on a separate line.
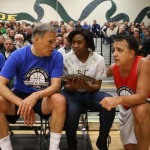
[2, 38, 15, 60]
[0, 23, 66, 150]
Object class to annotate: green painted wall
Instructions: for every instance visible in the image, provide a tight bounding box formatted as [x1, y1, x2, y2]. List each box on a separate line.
[0, 0, 149, 25]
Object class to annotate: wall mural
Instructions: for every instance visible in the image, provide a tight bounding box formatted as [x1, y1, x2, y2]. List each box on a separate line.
[0, 0, 150, 23]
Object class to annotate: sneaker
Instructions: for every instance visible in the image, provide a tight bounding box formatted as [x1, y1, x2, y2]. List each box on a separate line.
[96, 134, 111, 150]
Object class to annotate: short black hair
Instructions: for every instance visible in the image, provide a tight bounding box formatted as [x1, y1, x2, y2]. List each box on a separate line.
[68, 28, 95, 51]
[113, 35, 139, 55]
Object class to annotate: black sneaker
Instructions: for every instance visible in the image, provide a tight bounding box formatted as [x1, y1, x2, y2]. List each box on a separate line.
[96, 135, 111, 150]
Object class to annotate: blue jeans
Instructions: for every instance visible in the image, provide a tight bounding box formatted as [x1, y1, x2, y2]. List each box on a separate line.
[61, 90, 116, 146]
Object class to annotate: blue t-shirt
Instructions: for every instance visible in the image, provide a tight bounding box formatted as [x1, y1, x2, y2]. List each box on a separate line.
[0, 45, 63, 93]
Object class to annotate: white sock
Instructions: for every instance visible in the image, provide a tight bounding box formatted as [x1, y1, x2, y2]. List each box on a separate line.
[49, 132, 61, 150]
[0, 135, 13, 150]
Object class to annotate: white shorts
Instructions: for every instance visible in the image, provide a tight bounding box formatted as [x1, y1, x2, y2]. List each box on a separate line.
[118, 105, 137, 145]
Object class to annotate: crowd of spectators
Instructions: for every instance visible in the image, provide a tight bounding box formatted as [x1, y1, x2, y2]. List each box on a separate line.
[0, 20, 150, 59]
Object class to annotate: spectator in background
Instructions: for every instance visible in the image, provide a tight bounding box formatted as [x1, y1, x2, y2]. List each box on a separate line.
[91, 20, 101, 38]
[68, 21, 75, 29]
[128, 25, 135, 36]
[60, 26, 67, 36]
[101, 22, 110, 45]
[58, 33, 71, 55]
[22, 26, 33, 44]
[8, 29, 16, 41]
[0, 22, 6, 35]
[0, 35, 5, 54]
[66, 25, 74, 33]
[15, 22, 22, 34]
[140, 38, 150, 57]
[140, 27, 147, 40]
[55, 34, 64, 50]
[60, 21, 65, 28]
[50, 21, 54, 26]
[82, 21, 91, 30]
[117, 25, 129, 35]
[75, 21, 82, 30]
[133, 30, 143, 55]
[14, 34, 30, 49]
[4, 28, 11, 39]
[20, 25, 27, 34]
[2, 38, 15, 60]
[106, 23, 118, 45]
[53, 21, 61, 34]
[143, 29, 150, 40]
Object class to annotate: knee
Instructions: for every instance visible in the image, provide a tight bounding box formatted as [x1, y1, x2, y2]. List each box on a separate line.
[50, 94, 66, 112]
[131, 104, 148, 124]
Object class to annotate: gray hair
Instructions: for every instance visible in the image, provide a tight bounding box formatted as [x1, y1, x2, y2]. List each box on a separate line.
[14, 34, 24, 41]
[32, 23, 56, 38]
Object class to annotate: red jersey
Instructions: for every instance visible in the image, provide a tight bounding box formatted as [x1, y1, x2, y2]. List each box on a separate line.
[112, 56, 150, 109]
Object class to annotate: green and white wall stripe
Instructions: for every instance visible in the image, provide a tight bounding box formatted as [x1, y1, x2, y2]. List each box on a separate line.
[0, 0, 149, 24]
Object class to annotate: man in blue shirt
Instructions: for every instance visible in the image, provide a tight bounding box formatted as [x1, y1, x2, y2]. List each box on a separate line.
[0, 23, 66, 150]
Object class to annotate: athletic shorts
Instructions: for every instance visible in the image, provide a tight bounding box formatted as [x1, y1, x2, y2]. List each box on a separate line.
[118, 101, 150, 145]
[118, 105, 137, 145]
[6, 90, 50, 124]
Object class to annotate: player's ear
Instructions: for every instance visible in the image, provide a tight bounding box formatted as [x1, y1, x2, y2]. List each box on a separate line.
[34, 35, 39, 43]
[130, 50, 134, 58]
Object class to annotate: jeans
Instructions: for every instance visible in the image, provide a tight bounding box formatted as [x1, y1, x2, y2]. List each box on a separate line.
[61, 90, 116, 149]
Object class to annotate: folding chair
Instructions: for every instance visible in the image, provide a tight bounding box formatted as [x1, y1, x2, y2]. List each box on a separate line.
[9, 114, 49, 150]
[79, 109, 93, 150]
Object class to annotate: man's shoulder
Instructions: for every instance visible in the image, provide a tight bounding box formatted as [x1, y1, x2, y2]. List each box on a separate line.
[138, 57, 150, 68]
[7, 46, 30, 62]
[51, 49, 63, 61]
[11, 45, 30, 55]
[53, 49, 63, 56]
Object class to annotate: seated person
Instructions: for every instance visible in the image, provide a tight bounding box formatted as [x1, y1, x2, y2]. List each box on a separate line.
[13, 34, 30, 49]
[0, 23, 66, 150]
[2, 38, 16, 60]
[0, 35, 5, 54]
[101, 35, 150, 150]
[58, 32, 71, 55]
[61, 28, 116, 150]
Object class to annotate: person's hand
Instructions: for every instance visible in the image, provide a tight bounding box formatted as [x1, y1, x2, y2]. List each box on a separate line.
[24, 109, 36, 126]
[100, 96, 121, 111]
[67, 78, 87, 90]
[17, 93, 39, 121]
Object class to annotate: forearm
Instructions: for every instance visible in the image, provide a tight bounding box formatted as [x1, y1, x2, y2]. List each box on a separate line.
[84, 82, 100, 92]
[35, 84, 61, 99]
[118, 94, 147, 107]
[0, 83, 22, 106]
